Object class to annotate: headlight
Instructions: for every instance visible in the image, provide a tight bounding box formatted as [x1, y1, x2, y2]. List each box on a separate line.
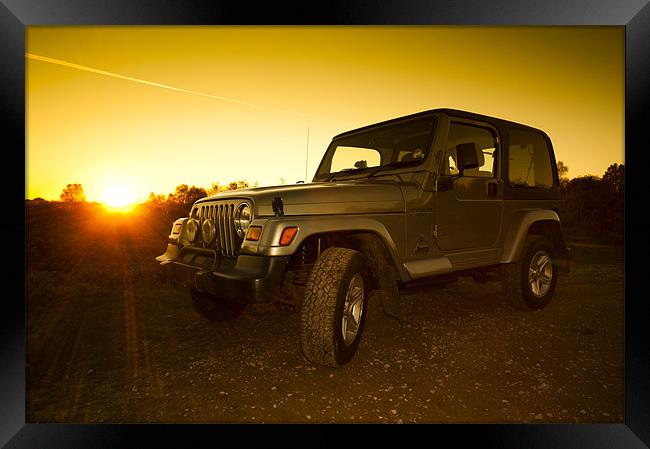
[185, 218, 199, 242]
[234, 203, 252, 238]
[201, 218, 216, 244]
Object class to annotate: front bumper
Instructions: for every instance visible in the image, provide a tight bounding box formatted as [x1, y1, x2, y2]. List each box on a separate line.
[156, 244, 290, 304]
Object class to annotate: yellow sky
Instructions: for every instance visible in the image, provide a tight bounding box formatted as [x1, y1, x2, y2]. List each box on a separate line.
[26, 26, 623, 202]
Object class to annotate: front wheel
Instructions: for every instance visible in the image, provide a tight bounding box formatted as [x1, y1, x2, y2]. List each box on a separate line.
[300, 247, 369, 367]
[502, 235, 558, 310]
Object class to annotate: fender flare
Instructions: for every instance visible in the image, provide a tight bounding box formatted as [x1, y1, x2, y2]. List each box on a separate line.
[241, 215, 408, 281]
[500, 209, 564, 264]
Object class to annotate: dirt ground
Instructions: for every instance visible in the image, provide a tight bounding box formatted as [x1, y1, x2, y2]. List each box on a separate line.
[26, 204, 624, 423]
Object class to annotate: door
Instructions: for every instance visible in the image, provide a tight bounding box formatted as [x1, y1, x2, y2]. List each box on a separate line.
[435, 121, 503, 251]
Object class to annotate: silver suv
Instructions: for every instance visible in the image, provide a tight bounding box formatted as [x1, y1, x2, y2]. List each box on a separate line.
[156, 108, 570, 367]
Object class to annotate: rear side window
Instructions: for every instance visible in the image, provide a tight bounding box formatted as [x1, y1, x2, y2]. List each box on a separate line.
[508, 129, 554, 188]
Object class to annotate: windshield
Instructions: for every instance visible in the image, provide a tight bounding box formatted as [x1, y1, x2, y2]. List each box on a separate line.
[314, 114, 436, 181]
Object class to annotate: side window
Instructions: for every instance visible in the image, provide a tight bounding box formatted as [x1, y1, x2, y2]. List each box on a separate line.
[508, 129, 554, 188]
[443, 122, 497, 177]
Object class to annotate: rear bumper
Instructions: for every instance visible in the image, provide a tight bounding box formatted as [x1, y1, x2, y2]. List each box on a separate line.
[157, 244, 290, 304]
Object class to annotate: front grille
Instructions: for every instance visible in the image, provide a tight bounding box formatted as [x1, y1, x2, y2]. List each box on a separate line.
[194, 200, 243, 258]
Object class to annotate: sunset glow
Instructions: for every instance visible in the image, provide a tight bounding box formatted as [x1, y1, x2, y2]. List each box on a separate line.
[26, 26, 624, 202]
[99, 184, 137, 212]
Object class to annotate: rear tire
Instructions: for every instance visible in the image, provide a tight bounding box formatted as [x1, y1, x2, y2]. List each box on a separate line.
[502, 235, 558, 310]
[300, 247, 369, 367]
[190, 289, 245, 321]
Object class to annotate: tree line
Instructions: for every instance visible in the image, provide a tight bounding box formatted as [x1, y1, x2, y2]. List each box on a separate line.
[50, 179, 256, 207]
[558, 162, 624, 244]
[39, 163, 624, 244]
[136, 180, 257, 219]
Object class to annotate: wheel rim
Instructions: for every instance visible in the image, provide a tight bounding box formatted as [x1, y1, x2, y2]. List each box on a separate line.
[528, 250, 553, 298]
[342, 273, 364, 345]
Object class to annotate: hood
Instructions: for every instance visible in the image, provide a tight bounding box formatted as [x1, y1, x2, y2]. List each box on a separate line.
[195, 181, 405, 216]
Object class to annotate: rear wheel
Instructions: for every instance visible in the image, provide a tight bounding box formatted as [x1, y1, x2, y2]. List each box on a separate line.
[300, 247, 369, 367]
[502, 235, 558, 310]
[190, 289, 245, 321]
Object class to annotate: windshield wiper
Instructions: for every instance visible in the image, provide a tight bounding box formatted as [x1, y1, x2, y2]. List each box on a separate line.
[324, 168, 357, 182]
[366, 160, 420, 178]
[323, 160, 421, 182]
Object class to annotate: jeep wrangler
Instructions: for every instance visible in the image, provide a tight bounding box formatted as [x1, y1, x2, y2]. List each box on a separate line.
[156, 108, 570, 367]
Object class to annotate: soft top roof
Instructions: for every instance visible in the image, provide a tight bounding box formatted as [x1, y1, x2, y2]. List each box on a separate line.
[332, 108, 545, 140]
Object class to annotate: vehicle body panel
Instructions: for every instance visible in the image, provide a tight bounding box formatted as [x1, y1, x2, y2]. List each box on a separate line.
[195, 181, 404, 217]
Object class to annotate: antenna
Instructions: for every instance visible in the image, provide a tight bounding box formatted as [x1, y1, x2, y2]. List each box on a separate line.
[305, 124, 310, 182]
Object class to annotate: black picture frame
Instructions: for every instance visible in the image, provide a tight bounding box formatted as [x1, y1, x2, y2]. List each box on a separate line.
[4, 0, 649, 447]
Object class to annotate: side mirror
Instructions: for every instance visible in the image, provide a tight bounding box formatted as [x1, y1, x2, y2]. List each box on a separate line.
[438, 142, 480, 191]
[456, 142, 480, 171]
[354, 160, 368, 169]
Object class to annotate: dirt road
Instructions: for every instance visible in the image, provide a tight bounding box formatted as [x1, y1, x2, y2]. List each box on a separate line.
[26, 205, 623, 423]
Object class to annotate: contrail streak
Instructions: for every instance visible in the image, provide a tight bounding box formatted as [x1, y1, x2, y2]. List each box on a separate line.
[26, 53, 314, 119]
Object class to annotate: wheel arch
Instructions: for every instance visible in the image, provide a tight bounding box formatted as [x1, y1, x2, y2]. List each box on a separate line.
[290, 229, 406, 286]
[248, 215, 408, 281]
[501, 210, 570, 273]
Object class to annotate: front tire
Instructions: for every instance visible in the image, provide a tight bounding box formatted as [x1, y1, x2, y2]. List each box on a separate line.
[190, 289, 245, 321]
[300, 247, 369, 367]
[502, 235, 558, 310]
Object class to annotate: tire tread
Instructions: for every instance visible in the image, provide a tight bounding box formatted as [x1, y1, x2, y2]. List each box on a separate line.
[300, 247, 359, 367]
[502, 235, 555, 310]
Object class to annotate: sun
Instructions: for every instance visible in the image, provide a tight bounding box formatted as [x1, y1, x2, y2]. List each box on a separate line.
[100, 184, 137, 212]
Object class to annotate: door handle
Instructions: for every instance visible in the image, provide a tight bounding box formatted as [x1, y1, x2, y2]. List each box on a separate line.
[487, 180, 498, 197]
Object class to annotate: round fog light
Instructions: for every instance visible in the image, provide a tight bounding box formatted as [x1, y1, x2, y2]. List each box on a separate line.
[201, 218, 216, 244]
[185, 218, 199, 242]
